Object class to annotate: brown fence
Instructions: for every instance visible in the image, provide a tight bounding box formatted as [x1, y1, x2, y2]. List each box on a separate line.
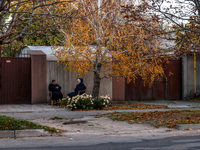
[125, 59, 182, 100]
[0, 57, 31, 104]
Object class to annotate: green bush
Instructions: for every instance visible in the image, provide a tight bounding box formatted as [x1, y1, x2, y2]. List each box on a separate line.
[67, 94, 110, 111]
[58, 98, 69, 108]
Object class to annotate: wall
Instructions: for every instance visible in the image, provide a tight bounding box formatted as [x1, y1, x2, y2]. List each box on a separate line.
[46, 57, 112, 101]
[182, 53, 200, 99]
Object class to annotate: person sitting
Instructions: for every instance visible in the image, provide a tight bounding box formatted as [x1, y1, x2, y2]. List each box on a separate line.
[67, 78, 86, 98]
[48, 80, 63, 104]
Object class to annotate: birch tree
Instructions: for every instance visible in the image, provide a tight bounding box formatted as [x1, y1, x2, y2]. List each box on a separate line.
[53, 0, 166, 98]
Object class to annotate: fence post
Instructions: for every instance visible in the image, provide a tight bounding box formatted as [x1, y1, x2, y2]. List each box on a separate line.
[0, 45, 1, 88]
[194, 53, 196, 96]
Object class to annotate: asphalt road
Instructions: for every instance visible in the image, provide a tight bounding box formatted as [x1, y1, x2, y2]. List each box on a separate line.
[1, 135, 200, 150]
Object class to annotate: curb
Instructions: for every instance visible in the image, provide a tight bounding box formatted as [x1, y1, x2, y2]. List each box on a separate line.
[0, 129, 50, 138]
[175, 124, 200, 130]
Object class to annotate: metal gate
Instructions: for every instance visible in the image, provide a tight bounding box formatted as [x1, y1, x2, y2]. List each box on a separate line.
[125, 59, 182, 100]
[0, 57, 31, 104]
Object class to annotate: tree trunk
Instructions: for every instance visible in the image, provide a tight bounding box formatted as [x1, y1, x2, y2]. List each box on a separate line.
[0, 40, 2, 55]
[92, 70, 101, 98]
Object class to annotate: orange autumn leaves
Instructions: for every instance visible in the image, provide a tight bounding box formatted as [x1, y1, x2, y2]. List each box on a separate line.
[53, 0, 167, 85]
[109, 110, 200, 128]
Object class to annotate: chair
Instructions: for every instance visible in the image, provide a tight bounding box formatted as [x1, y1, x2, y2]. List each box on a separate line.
[48, 90, 63, 106]
[78, 87, 87, 95]
[48, 90, 53, 106]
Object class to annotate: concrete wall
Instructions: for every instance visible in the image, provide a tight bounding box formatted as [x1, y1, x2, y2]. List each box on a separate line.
[182, 53, 200, 99]
[46, 58, 112, 102]
[28, 50, 47, 104]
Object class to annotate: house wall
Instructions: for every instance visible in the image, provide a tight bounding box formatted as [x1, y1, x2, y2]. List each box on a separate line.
[182, 53, 200, 99]
[46, 58, 112, 101]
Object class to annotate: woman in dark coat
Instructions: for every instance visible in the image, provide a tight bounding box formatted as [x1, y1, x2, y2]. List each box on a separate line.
[48, 80, 63, 101]
[67, 78, 86, 98]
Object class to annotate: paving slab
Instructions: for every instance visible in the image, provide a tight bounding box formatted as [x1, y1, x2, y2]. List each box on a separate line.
[0, 130, 14, 138]
[15, 129, 50, 137]
[0, 129, 50, 138]
[175, 124, 200, 130]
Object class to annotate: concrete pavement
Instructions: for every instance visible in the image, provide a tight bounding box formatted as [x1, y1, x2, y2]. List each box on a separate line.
[132, 100, 200, 109]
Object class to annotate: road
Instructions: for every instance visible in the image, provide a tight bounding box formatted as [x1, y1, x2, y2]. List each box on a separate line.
[1, 135, 200, 150]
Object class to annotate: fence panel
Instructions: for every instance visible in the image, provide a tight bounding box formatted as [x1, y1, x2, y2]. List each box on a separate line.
[0, 57, 31, 104]
[125, 59, 182, 100]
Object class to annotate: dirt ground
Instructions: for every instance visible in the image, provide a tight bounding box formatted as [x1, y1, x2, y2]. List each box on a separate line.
[30, 116, 200, 138]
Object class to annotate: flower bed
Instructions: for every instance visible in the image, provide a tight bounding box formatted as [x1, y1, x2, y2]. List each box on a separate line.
[58, 94, 110, 111]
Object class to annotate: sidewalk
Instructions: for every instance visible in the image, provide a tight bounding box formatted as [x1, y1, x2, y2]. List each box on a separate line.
[0, 100, 200, 138]
[0, 99, 200, 113]
[132, 100, 200, 109]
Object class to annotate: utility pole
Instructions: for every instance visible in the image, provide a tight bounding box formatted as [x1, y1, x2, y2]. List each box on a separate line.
[194, 53, 196, 96]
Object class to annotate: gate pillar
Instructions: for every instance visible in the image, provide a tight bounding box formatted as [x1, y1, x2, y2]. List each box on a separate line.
[28, 50, 47, 104]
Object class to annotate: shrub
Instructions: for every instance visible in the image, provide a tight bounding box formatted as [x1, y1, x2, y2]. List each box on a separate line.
[67, 94, 110, 111]
[58, 98, 69, 108]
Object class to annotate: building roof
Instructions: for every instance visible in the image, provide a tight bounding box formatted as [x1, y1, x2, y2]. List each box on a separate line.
[17, 46, 62, 60]
[18, 46, 61, 55]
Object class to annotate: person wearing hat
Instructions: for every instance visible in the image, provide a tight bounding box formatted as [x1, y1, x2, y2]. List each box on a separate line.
[67, 78, 86, 98]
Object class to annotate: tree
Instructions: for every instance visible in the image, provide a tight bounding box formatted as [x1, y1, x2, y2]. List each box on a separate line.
[0, 0, 72, 46]
[144, 0, 200, 53]
[52, 0, 167, 98]
[1, 40, 22, 57]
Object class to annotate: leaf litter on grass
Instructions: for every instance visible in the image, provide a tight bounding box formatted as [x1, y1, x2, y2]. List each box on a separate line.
[106, 110, 200, 128]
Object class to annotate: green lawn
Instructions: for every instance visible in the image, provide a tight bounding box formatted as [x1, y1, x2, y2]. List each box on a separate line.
[0, 115, 57, 132]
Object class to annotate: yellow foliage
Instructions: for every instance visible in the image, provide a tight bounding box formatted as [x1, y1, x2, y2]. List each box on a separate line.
[52, 0, 168, 85]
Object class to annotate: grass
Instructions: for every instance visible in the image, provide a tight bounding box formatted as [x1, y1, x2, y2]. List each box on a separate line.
[104, 110, 200, 128]
[102, 102, 169, 110]
[50, 116, 63, 120]
[0, 115, 57, 132]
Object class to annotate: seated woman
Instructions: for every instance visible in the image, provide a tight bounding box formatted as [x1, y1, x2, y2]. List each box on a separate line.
[67, 78, 86, 98]
[48, 80, 63, 103]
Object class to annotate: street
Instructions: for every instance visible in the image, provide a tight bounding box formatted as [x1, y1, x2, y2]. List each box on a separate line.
[1, 134, 200, 150]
